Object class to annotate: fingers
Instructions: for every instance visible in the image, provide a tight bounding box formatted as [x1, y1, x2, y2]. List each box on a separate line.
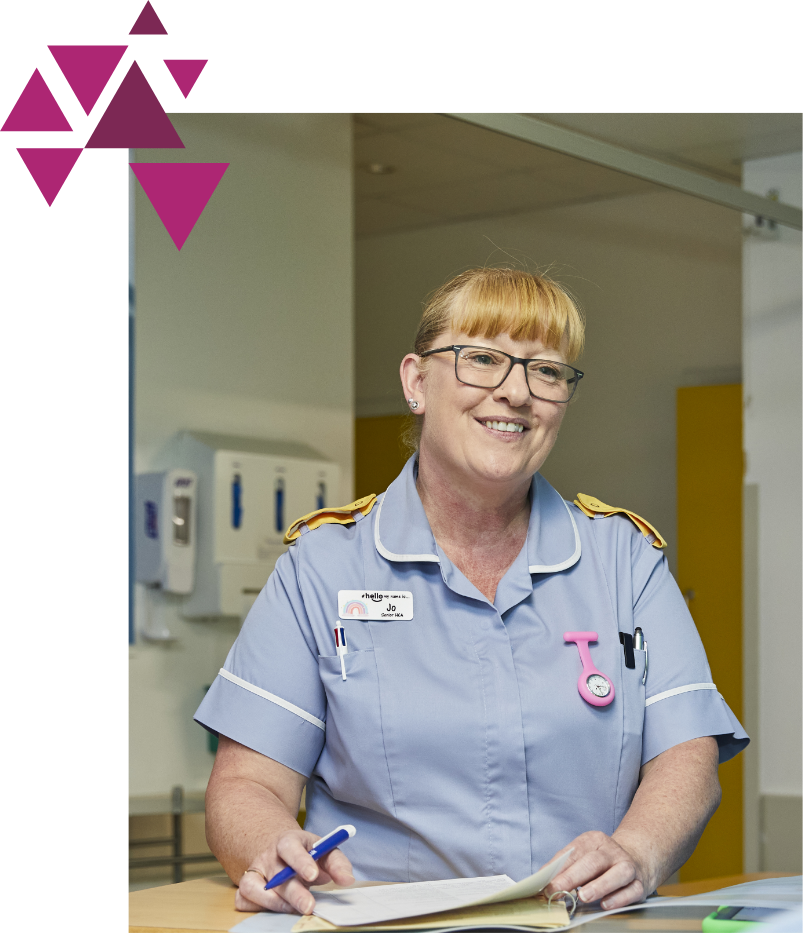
[543, 831, 645, 910]
[317, 848, 355, 887]
[237, 870, 313, 914]
[277, 833, 324, 885]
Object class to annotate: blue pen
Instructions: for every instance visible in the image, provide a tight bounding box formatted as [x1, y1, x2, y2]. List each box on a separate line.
[264, 824, 356, 890]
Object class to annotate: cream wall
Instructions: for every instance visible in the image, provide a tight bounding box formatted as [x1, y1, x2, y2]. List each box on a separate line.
[742, 154, 802, 804]
[130, 114, 353, 796]
[356, 187, 743, 577]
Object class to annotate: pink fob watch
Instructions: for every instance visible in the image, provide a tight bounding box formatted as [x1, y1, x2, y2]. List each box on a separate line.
[564, 631, 615, 707]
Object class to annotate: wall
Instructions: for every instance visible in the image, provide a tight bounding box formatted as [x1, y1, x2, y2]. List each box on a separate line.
[130, 114, 354, 797]
[356, 187, 743, 578]
[742, 152, 802, 869]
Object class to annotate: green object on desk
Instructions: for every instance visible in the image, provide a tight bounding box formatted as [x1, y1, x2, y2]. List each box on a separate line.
[703, 905, 785, 931]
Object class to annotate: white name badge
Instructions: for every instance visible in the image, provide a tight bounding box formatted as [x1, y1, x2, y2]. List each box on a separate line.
[338, 590, 413, 621]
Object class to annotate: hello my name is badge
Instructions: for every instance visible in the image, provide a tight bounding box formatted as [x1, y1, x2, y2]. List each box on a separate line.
[338, 590, 413, 620]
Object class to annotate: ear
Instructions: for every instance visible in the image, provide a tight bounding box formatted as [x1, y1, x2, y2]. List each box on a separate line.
[400, 354, 425, 413]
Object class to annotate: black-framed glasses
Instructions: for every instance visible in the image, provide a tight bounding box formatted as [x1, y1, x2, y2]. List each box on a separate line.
[419, 345, 584, 403]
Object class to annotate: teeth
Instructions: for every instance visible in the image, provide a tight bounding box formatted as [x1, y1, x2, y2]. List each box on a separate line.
[483, 421, 523, 433]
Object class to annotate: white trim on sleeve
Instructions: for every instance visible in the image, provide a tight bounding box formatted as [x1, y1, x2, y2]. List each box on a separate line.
[645, 682, 718, 708]
[218, 669, 326, 731]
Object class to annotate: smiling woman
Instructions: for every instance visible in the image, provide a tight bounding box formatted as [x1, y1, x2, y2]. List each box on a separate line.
[195, 266, 748, 918]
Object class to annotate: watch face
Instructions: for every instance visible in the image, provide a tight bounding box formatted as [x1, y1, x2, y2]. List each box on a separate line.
[586, 673, 611, 698]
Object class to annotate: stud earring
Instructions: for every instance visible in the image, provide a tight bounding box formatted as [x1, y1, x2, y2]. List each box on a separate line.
[407, 398, 420, 410]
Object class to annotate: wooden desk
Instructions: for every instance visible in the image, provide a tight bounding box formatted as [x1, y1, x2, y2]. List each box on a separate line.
[130, 872, 796, 933]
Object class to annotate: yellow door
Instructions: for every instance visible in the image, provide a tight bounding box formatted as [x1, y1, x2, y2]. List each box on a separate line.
[355, 414, 411, 499]
[676, 384, 743, 880]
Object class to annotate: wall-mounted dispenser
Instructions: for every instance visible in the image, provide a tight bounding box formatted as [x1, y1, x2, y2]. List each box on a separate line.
[156, 432, 340, 619]
[134, 469, 198, 594]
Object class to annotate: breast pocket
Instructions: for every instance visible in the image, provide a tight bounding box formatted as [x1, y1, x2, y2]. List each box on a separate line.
[615, 649, 647, 825]
[315, 649, 392, 810]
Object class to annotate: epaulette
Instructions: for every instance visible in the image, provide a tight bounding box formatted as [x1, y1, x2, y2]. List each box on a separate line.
[283, 494, 378, 545]
[574, 493, 667, 549]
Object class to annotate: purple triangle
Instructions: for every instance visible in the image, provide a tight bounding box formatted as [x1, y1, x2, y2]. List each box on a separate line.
[164, 60, 207, 98]
[130, 162, 228, 250]
[85, 62, 183, 149]
[49, 45, 127, 115]
[17, 148, 82, 205]
[1, 69, 71, 132]
[130, 2, 167, 35]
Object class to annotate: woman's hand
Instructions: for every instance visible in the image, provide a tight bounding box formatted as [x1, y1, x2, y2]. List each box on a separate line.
[543, 831, 649, 911]
[235, 827, 355, 914]
[543, 737, 721, 912]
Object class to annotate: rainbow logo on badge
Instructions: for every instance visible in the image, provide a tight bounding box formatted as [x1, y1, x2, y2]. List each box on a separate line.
[342, 600, 367, 617]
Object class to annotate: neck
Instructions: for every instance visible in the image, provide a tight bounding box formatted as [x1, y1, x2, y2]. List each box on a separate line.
[415, 448, 532, 551]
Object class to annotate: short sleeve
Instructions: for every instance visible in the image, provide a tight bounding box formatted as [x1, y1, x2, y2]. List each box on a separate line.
[631, 544, 749, 765]
[193, 547, 327, 777]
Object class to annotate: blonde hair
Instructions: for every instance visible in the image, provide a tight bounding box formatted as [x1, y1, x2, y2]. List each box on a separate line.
[403, 267, 585, 453]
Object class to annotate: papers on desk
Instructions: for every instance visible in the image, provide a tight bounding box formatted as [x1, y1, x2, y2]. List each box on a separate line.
[305, 851, 572, 928]
[229, 851, 573, 933]
[561, 874, 803, 930]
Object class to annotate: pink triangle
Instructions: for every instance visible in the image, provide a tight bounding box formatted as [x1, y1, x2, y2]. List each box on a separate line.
[130, 2, 167, 34]
[17, 148, 82, 205]
[49, 46, 127, 115]
[85, 62, 183, 149]
[164, 60, 207, 98]
[130, 162, 229, 250]
[1, 69, 71, 132]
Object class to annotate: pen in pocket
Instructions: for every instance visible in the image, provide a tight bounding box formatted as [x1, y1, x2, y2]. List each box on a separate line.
[334, 625, 348, 680]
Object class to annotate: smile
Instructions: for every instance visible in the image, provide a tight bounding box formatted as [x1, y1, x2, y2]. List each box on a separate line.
[481, 420, 525, 434]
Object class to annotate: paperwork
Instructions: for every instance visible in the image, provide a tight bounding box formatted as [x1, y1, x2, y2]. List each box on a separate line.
[293, 897, 569, 932]
[306, 851, 573, 927]
[561, 874, 803, 930]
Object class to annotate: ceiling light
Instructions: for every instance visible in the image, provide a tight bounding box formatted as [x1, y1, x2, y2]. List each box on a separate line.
[361, 162, 396, 175]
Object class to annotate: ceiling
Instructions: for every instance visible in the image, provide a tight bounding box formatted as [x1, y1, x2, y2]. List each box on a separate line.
[353, 113, 802, 237]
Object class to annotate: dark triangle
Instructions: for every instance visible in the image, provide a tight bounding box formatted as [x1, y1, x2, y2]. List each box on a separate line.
[130, 2, 167, 34]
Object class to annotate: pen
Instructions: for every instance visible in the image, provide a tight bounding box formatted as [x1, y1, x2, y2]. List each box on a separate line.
[264, 824, 356, 890]
[334, 625, 348, 681]
[634, 628, 648, 685]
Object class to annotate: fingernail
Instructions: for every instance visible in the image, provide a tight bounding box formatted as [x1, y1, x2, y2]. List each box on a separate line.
[579, 888, 592, 903]
[304, 867, 318, 882]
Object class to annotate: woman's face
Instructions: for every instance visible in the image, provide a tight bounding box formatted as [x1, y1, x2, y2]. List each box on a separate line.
[403, 331, 570, 493]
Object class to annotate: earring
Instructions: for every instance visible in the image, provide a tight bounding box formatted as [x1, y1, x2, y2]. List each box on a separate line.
[407, 398, 419, 410]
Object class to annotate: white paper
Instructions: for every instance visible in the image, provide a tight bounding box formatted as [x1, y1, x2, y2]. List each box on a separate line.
[310, 852, 573, 927]
[563, 875, 803, 930]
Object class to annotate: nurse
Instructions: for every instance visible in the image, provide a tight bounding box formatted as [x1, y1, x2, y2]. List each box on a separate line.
[195, 267, 748, 916]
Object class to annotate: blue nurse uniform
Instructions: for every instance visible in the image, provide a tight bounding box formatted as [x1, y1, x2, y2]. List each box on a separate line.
[195, 455, 748, 883]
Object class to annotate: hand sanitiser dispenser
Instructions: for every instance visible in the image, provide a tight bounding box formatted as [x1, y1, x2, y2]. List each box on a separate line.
[134, 470, 198, 594]
[156, 432, 340, 619]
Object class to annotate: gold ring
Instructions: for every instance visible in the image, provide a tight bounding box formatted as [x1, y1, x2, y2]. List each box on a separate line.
[244, 868, 267, 883]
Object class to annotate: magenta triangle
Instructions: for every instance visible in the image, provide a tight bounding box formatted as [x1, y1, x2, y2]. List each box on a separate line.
[130, 162, 228, 250]
[1, 69, 71, 132]
[85, 62, 183, 149]
[17, 148, 82, 205]
[130, 2, 167, 34]
[49, 45, 127, 115]
[164, 60, 207, 98]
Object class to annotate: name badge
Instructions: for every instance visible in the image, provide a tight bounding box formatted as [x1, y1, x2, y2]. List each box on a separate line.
[338, 590, 413, 620]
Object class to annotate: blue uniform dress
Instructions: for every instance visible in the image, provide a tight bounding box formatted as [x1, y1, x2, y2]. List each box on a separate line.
[195, 455, 748, 883]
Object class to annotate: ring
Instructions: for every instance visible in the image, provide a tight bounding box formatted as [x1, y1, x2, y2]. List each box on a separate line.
[547, 889, 578, 918]
[244, 867, 267, 884]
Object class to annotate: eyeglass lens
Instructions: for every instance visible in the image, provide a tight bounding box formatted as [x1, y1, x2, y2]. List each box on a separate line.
[456, 347, 578, 401]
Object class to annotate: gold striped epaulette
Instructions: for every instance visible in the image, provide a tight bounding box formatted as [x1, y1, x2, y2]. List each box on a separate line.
[283, 494, 378, 545]
[574, 493, 667, 549]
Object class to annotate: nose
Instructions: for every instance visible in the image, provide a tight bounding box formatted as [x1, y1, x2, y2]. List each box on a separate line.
[493, 360, 531, 407]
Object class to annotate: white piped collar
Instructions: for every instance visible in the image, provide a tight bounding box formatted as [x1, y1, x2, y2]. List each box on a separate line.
[373, 456, 581, 574]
